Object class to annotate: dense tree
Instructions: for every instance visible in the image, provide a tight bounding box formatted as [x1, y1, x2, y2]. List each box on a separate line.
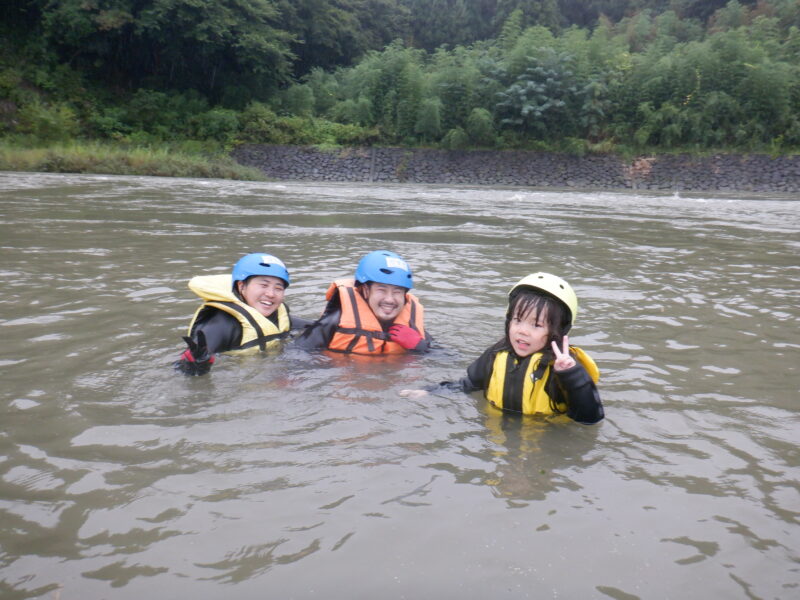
[30, 0, 295, 104]
[401, 0, 565, 51]
[415, 97, 443, 141]
[2, 0, 799, 151]
[557, 1, 758, 28]
[493, 0, 562, 33]
[277, 0, 409, 75]
[430, 48, 482, 133]
[403, 0, 491, 51]
[675, 0, 757, 24]
[558, 0, 638, 27]
[495, 49, 580, 138]
[466, 107, 496, 145]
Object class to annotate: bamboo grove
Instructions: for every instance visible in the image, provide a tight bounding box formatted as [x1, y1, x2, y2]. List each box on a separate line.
[2, 0, 799, 153]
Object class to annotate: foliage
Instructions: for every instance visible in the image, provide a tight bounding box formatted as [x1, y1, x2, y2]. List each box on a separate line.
[87, 107, 132, 140]
[441, 127, 469, 149]
[415, 98, 443, 141]
[191, 109, 241, 142]
[1, 0, 799, 155]
[495, 49, 580, 138]
[0, 140, 266, 180]
[238, 103, 284, 142]
[330, 97, 374, 126]
[277, 0, 410, 75]
[34, 0, 296, 104]
[236, 101, 376, 145]
[278, 84, 316, 117]
[466, 107, 496, 146]
[16, 102, 80, 142]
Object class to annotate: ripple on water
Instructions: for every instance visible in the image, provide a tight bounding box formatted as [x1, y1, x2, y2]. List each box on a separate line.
[1, 175, 798, 599]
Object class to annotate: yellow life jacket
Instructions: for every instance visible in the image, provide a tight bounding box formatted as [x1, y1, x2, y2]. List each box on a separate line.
[187, 274, 290, 355]
[324, 278, 426, 355]
[485, 347, 599, 415]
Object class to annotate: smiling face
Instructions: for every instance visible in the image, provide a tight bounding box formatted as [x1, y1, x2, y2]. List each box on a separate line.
[237, 275, 286, 317]
[363, 282, 406, 322]
[508, 305, 552, 358]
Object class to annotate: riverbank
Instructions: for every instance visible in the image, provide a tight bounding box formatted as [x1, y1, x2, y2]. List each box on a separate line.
[0, 142, 266, 181]
[3, 142, 799, 193]
[232, 144, 800, 194]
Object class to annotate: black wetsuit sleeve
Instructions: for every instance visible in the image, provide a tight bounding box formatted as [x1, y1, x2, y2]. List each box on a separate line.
[175, 308, 241, 375]
[429, 346, 495, 393]
[464, 346, 496, 389]
[192, 309, 242, 355]
[289, 314, 314, 330]
[291, 309, 341, 350]
[553, 363, 604, 424]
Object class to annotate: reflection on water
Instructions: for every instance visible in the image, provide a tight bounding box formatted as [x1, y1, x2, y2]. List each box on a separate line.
[1, 173, 798, 599]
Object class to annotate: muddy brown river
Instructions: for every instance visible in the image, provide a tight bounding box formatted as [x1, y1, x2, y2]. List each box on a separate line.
[1, 172, 798, 599]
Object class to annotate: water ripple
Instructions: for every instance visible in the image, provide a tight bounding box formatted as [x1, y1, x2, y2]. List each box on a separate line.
[1, 173, 798, 599]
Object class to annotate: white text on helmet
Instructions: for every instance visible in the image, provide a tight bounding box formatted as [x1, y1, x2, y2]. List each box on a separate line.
[385, 257, 409, 271]
[262, 255, 285, 267]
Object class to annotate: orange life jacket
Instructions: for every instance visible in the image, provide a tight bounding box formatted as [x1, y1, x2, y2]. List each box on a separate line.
[325, 278, 426, 355]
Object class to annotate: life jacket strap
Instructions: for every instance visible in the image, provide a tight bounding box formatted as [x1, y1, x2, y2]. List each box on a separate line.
[343, 286, 381, 352]
[212, 301, 268, 352]
[237, 330, 290, 350]
[530, 360, 549, 383]
[503, 354, 529, 413]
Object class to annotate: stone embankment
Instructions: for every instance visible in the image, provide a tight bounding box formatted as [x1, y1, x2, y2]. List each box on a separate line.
[231, 144, 800, 194]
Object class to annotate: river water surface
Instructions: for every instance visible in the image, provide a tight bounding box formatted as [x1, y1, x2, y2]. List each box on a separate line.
[1, 172, 798, 599]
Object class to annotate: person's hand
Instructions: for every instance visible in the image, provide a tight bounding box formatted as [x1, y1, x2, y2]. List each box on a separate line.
[174, 331, 215, 376]
[399, 389, 429, 399]
[551, 335, 576, 371]
[388, 324, 423, 350]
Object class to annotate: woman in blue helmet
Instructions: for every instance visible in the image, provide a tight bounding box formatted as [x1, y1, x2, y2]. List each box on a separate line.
[175, 253, 311, 375]
[293, 250, 432, 354]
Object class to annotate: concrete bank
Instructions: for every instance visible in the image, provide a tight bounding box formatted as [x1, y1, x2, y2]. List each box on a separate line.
[231, 144, 800, 194]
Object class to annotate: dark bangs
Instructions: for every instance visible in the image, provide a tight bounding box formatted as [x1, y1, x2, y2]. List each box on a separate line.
[507, 289, 569, 336]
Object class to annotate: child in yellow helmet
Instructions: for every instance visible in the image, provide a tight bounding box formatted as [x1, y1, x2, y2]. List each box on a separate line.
[403, 273, 603, 424]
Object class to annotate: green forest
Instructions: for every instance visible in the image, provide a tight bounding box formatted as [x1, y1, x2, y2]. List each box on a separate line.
[2, 0, 799, 176]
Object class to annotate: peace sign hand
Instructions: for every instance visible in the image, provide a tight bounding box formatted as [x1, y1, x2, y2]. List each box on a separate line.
[551, 335, 576, 372]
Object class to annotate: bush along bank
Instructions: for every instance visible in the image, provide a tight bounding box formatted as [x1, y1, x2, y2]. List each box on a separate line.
[231, 145, 800, 194]
[0, 142, 266, 180]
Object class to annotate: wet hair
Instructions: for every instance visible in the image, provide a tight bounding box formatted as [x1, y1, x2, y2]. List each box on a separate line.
[354, 280, 369, 301]
[506, 288, 570, 346]
[232, 277, 252, 301]
[502, 288, 572, 414]
[233, 279, 244, 301]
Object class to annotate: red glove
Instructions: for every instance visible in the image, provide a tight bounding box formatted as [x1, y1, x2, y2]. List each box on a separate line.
[179, 348, 217, 364]
[174, 331, 216, 376]
[388, 324, 423, 350]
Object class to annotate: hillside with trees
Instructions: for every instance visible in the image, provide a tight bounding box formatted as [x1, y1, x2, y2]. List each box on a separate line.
[1, 0, 798, 175]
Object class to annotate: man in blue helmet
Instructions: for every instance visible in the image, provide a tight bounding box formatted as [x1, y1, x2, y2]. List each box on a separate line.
[293, 250, 431, 354]
[175, 253, 311, 375]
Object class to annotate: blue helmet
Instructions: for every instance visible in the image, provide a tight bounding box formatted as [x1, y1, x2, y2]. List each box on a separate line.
[355, 250, 413, 289]
[232, 253, 290, 287]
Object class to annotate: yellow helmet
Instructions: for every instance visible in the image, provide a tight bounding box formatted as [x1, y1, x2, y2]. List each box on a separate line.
[509, 272, 579, 327]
